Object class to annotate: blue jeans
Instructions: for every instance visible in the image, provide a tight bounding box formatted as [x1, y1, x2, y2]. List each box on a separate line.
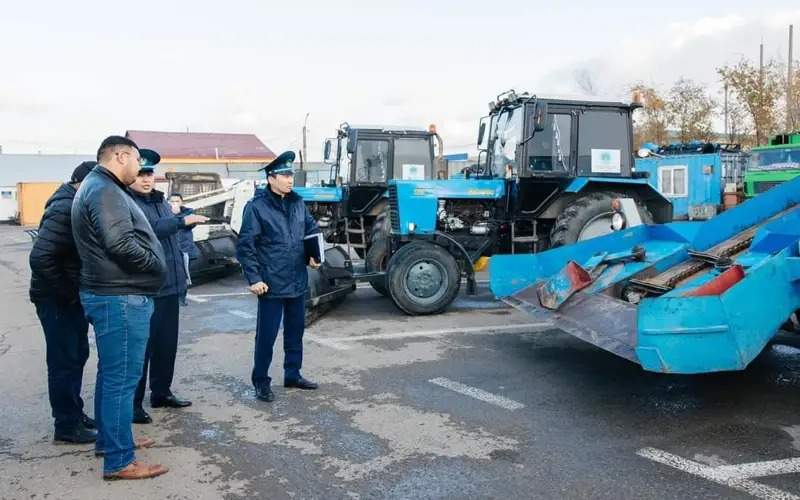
[252, 295, 305, 388]
[34, 301, 90, 433]
[80, 292, 153, 474]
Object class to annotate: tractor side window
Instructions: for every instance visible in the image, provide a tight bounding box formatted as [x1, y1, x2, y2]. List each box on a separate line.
[577, 110, 630, 176]
[528, 113, 572, 174]
[394, 138, 432, 180]
[355, 140, 389, 183]
[490, 107, 523, 176]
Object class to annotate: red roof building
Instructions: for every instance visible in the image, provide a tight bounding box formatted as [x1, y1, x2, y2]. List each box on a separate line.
[125, 130, 275, 164]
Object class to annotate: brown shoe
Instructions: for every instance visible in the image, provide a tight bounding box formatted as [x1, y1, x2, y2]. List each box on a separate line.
[103, 460, 169, 481]
[95, 437, 155, 457]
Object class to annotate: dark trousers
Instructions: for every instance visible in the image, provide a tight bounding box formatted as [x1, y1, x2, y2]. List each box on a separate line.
[34, 301, 90, 433]
[251, 295, 305, 388]
[135, 295, 180, 407]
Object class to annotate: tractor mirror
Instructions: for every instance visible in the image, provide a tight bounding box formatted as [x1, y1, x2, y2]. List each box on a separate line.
[294, 170, 307, 187]
[323, 138, 334, 164]
[532, 101, 547, 132]
[477, 122, 486, 148]
[346, 130, 359, 154]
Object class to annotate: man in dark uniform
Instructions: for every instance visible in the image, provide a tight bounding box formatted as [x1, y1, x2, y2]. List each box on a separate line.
[236, 151, 321, 403]
[129, 160, 209, 423]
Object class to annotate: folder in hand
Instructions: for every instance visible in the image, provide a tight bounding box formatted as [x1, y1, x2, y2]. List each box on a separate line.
[304, 232, 325, 264]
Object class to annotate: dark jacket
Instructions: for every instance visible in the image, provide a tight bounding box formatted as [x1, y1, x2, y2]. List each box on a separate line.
[29, 183, 81, 304]
[71, 165, 166, 296]
[236, 187, 318, 298]
[176, 206, 199, 259]
[130, 189, 188, 298]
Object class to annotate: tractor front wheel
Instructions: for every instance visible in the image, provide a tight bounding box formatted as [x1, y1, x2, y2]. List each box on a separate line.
[386, 241, 461, 315]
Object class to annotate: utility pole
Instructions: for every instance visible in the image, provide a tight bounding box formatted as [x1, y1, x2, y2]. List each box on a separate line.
[302, 112, 310, 165]
[759, 41, 765, 144]
[789, 25, 795, 130]
[724, 83, 729, 140]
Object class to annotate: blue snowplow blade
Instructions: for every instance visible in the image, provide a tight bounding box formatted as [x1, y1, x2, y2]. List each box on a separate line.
[490, 176, 800, 374]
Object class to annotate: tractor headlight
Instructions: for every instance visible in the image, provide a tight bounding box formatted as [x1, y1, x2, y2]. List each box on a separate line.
[611, 212, 625, 231]
[408, 222, 416, 233]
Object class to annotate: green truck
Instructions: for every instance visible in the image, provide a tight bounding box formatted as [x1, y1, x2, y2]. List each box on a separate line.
[743, 132, 800, 197]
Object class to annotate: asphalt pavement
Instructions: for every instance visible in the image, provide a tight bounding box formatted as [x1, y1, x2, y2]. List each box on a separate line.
[1, 224, 799, 499]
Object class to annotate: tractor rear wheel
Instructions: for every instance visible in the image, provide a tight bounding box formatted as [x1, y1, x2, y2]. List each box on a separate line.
[365, 211, 391, 296]
[549, 191, 653, 247]
[386, 241, 461, 315]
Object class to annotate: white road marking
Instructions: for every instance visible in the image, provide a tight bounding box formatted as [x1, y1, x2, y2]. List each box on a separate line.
[188, 291, 252, 303]
[637, 447, 800, 500]
[356, 279, 491, 289]
[229, 310, 256, 320]
[305, 335, 351, 351]
[324, 323, 552, 343]
[715, 458, 800, 479]
[429, 377, 525, 410]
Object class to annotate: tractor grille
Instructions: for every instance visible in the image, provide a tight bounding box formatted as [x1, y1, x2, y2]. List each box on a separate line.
[388, 184, 400, 232]
[754, 180, 784, 194]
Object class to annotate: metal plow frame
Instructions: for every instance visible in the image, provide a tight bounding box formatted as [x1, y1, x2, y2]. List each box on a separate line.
[490, 176, 800, 374]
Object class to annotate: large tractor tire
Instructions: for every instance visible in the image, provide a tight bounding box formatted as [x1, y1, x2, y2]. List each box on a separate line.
[549, 191, 653, 248]
[386, 241, 461, 315]
[365, 211, 391, 296]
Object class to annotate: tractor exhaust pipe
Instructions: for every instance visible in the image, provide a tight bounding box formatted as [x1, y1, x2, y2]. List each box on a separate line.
[429, 123, 446, 178]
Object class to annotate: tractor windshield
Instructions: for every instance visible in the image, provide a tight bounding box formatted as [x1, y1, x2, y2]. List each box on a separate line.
[490, 106, 523, 176]
[328, 137, 350, 186]
[749, 148, 800, 171]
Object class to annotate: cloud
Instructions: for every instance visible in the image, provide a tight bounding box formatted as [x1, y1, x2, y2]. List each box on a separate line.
[668, 14, 748, 49]
[1, 4, 798, 158]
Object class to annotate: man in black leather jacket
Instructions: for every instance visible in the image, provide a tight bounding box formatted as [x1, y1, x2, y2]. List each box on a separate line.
[71, 136, 168, 481]
[29, 161, 98, 445]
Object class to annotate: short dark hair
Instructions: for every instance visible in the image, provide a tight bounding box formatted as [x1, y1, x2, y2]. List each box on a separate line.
[97, 135, 139, 162]
[169, 193, 183, 201]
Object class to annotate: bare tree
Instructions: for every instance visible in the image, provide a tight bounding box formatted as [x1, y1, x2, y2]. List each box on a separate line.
[574, 68, 598, 96]
[718, 58, 784, 145]
[725, 93, 755, 146]
[629, 83, 670, 147]
[666, 78, 717, 143]
[788, 62, 800, 131]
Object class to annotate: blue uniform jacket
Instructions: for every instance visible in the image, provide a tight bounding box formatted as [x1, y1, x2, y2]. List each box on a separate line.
[131, 189, 188, 298]
[236, 187, 318, 298]
[177, 206, 200, 259]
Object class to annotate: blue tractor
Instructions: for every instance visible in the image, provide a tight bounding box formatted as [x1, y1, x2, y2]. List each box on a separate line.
[376, 91, 673, 315]
[294, 123, 444, 295]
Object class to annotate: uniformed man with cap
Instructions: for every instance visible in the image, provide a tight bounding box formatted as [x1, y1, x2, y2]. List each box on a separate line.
[128, 153, 209, 422]
[236, 151, 321, 402]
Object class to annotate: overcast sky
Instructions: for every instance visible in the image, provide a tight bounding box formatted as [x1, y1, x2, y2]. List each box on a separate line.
[1, 1, 798, 158]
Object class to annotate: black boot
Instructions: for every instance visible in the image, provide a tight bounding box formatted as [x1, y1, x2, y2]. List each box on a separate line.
[54, 425, 96, 444]
[133, 407, 152, 424]
[284, 377, 319, 390]
[255, 385, 275, 402]
[151, 393, 192, 408]
[81, 413, 96, 430]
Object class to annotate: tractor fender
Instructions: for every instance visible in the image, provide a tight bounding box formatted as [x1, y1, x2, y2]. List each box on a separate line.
[432, 231, 476, 281]
[537, 178, 672, 223]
